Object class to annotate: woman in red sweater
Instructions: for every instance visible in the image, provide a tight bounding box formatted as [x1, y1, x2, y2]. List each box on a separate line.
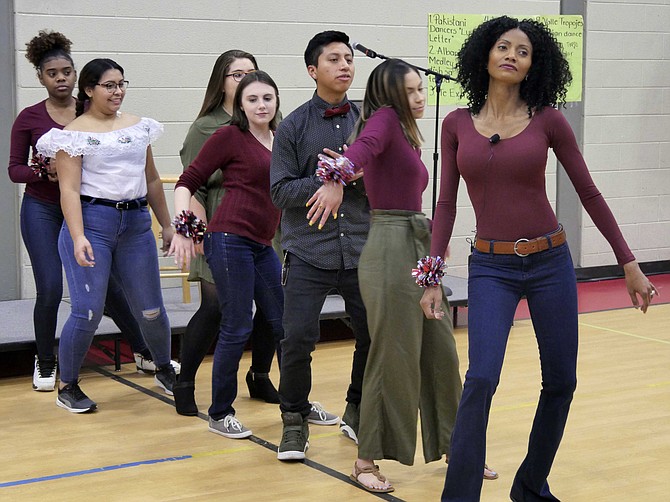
[170, 71, 282, 438]
[420, 16, 657, 501]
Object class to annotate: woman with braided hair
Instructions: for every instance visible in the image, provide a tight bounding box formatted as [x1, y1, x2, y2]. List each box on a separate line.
[37, 58, 176, 412]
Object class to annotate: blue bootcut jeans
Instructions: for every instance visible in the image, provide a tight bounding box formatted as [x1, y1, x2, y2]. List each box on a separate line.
[442, 242, 578, 502]
[204, 232, 284, 420]
[58, 201, 171, 383]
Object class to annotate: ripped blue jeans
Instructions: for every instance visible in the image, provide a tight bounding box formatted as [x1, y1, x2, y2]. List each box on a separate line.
[58, 201, 171, 383]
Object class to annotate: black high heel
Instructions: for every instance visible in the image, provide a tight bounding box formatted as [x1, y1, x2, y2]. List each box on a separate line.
[173, 380, 198, 416]
[245, 368, 280, 404]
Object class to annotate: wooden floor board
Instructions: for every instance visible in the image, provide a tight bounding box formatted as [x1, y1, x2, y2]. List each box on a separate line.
[1, 305, 669, 501]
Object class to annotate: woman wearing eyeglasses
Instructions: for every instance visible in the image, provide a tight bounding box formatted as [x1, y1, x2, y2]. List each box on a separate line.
[8, 31, 172, 395]
[36, 58, 176, 412]
[174, 50, 282, 416]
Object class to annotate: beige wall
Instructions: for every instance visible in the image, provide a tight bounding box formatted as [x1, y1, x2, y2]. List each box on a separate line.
[10, 0, 670, 296]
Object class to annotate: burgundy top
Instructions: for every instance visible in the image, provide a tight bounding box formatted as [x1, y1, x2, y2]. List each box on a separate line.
[345, 107, 427, 211]
[8, 100, 62, 204]
[431, 107, 635, 265]
[176, 125, 280, 246]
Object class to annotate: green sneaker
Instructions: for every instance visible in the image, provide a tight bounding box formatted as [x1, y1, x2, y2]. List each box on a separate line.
[277, 412, 309, 461]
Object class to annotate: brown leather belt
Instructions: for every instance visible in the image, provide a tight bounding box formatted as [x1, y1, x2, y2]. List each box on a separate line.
[474, 226, 566, 257]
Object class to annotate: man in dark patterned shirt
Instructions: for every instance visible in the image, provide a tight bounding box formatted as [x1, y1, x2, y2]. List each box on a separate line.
[270, 30, 371, 460]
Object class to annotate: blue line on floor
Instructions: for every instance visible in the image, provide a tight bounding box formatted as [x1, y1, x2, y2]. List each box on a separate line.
[0, 455, 191, 488]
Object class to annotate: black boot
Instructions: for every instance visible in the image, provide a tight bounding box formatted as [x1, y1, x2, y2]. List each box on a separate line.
[245, 368, 280, 404]
[173, 380, 198, 416]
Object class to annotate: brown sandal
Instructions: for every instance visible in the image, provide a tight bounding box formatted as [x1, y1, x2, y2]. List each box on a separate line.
[484, 464, 499, 480]
[350, 462, 395, 493]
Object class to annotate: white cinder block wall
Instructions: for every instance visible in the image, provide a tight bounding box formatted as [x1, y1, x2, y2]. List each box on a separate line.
[11, 0, 670, 297]
[581, 0, 670, 267]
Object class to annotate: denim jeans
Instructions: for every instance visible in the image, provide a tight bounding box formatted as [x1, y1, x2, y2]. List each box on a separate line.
[279, 253, 370, 417]
[21, 194, 148, 360]
[442, 243, 578, 502]
[20, 194, 65, 360]
[58, 202, 171, 383]
[204, 232, 284, 419]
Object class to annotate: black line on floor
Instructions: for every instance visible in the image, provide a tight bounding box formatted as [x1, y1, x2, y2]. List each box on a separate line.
[94, 366, 405, 501]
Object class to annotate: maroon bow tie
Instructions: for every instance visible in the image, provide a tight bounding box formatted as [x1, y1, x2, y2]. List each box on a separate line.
[324, 103, 351, 118]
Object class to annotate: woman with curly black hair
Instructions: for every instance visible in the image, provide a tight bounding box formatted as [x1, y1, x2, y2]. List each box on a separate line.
[420, 16, 657, 501]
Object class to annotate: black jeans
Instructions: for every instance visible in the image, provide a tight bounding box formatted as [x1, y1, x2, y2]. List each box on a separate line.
[279, 253, 370, 417]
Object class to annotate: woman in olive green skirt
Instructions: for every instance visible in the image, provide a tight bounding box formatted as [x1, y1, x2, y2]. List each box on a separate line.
[357, 210, 461, 468]
[311, 59, 496, 494]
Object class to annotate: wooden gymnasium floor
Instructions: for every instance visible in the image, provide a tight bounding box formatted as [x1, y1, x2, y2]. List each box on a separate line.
[1, 276, 669, 501]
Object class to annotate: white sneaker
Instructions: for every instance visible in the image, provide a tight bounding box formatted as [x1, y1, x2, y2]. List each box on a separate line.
[134, 353, 181, 375]
[33, 355, 57, 392]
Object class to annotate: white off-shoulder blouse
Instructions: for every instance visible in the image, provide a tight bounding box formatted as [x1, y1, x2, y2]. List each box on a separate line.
[37, 117, 163, 201]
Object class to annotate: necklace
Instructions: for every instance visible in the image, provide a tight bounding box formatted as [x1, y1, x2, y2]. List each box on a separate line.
[251, 129, 273, 150]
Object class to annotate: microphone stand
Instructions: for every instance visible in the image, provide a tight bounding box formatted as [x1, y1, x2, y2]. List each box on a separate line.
[412, 65, 457, 218]
[353, 47, 457, 217]
[355, 47, 457, 296]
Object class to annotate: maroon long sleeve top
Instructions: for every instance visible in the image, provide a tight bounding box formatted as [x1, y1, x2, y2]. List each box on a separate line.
[345, 107, 427, 211]
[8, 100, 62, 204]
[176, 125, 280, 246]
[431, 107, 635, 265]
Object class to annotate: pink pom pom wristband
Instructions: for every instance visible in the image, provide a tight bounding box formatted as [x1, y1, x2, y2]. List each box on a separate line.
[173, 210, 207, 244]
[411, 256, 446, 288]
[316, 154, 356, 185]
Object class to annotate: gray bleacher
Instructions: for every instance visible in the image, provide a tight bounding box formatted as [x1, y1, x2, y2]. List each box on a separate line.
[0, 276, 468, 368]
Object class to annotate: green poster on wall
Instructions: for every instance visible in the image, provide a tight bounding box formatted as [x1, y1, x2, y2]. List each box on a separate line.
[427, 14, 583, 105]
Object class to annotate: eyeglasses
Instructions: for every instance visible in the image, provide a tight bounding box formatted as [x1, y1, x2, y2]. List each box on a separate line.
[96, 80, 130, 93]
[225, 70, 256, 82]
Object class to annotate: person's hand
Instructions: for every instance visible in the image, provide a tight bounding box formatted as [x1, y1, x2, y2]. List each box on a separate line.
[46, 157, 58, 182]
[73, 235, 95, 267]
[160, 225, 175, 254]
[194, 241, 205, 255]
[306, 181, 343, 229]
[420, 285, 445, 320]
[623, 261, 657, 313]
[167, 234, 195, 270]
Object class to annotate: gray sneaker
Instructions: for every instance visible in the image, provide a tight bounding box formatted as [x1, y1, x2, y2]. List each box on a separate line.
[340, 401, 359, 444]
[277, 412, 309, 460]
[208, 414, 252, 439]
[56, 382, 97, 413]
[307, 401, 340, 425]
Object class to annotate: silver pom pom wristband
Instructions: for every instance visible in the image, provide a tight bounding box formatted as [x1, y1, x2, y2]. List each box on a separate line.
[412, 256, 446, 288]
[316, 154, 356, 185]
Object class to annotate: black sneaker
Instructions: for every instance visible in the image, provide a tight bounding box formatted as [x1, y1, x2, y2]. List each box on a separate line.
[155, 364, 176, 395]
[277, 412, 309, 461]
[56, 382, 97, 413]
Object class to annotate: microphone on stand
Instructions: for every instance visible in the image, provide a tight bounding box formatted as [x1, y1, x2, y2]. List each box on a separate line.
[351, 42, 386, 60]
